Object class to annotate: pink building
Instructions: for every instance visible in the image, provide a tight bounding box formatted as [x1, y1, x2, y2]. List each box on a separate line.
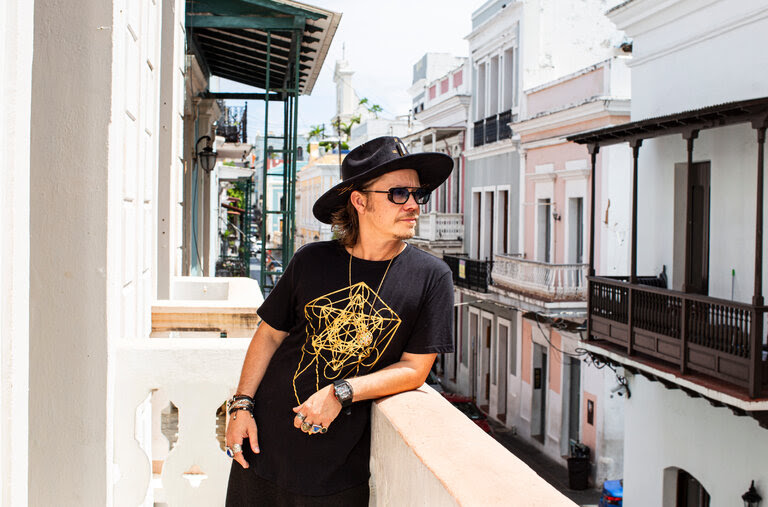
[484, 57, 632, 485]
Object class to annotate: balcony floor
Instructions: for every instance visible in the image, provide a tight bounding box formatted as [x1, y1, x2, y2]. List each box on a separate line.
[585, 339, 768, 407]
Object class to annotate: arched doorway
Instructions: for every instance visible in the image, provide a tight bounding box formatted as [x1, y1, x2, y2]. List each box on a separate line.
[663, 467, 710, 507]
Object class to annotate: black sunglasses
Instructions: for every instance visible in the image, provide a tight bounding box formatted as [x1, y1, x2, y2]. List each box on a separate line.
[360, 187, 431, 205]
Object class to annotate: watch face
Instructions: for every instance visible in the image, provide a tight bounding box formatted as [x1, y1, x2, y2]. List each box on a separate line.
[335, 382, 353, 404]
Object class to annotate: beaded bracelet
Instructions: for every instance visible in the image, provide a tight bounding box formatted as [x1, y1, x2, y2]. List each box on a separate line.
[227, 395, 255, 418]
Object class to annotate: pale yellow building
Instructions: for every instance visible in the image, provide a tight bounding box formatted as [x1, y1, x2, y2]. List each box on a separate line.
[296, 148, 345, 247]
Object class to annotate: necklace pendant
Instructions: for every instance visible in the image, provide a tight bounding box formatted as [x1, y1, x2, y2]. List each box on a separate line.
[357, 327, 373, 346]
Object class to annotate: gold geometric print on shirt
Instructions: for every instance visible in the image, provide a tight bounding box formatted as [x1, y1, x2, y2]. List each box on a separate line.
[292, 282, 401, 403]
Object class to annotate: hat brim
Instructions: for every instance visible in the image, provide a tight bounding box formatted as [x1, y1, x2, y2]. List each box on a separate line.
[312, 152, 454, 224]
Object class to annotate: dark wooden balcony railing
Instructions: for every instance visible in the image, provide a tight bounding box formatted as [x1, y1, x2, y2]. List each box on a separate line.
[473, 120, 485, 147]
[589, 276, 768, 396]
[444, 254, 492, 293]
[485, 114, 498, 144]
[498, 110, 512, 140]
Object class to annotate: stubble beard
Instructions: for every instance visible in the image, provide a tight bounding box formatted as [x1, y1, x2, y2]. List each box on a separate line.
[395, 214, 418, 240]
[395, 229, 416, 240]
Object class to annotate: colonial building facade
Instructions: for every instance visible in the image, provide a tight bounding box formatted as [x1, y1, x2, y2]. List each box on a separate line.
[570, 0, 768, 505]
[439, 0, 633, 487]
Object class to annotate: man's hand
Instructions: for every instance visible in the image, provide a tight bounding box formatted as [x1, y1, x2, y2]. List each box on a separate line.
[225, 410, 260, 469]
[292, 384, 342, 434]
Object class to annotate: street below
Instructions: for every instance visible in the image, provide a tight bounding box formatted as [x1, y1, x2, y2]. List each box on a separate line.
[488, 419, 602, 507]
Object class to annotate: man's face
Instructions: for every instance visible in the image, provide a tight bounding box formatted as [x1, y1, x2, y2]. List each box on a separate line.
[358, 168, 423, 241]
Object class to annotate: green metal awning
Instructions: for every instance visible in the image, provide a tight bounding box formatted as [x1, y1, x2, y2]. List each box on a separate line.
[186, 0, 341, 94]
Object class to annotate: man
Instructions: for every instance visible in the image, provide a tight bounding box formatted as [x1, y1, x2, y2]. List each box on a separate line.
[225, 136, 455, 505]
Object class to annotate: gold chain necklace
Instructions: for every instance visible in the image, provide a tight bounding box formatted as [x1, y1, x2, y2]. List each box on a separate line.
[347, 246, 400, 347]
[348, 247, 399, 293]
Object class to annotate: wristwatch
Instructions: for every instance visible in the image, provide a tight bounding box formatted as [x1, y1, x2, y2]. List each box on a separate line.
[333, 379, 354, 415]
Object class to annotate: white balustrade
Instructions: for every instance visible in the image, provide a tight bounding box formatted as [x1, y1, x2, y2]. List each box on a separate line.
[114, 339, 248, 507]
[114, 340, 576, 507]
[414, 212, 463, 241]
[492, 254, 588, 300]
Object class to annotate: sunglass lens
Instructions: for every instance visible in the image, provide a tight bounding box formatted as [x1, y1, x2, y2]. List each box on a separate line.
[414, 189, 430, 204]
[390, 187, 410, 204]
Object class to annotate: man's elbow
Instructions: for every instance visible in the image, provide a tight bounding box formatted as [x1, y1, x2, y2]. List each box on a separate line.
[405, 366, 431, 391]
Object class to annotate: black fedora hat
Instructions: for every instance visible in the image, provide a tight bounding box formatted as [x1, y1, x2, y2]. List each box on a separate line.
[312, 136, 453, 224]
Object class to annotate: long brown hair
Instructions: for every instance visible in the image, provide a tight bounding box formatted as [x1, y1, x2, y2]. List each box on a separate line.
[330, 198, 360, 248]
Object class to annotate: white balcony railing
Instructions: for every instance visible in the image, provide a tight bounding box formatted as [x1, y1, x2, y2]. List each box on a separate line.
[415, 212, 463, 241]
[114, 338, 248, 507]
[492, 254, 588, 300]
[114, 340, 576, 507]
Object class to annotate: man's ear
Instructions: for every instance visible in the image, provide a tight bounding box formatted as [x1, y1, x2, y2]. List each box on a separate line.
[350, 191, 367, 214]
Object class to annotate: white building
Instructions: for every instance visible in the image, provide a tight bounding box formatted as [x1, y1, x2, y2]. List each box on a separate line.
[296, 151, 343, 247]
[439, 0, 632, 488]
[339, 57, 424, 149]
[403, 53, 471, 257]
[568, 0, 768, 505]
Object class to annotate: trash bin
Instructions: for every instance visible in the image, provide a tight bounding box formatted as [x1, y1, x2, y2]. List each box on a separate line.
[567, 441, 590, 490]
[567, 456, 590, 490]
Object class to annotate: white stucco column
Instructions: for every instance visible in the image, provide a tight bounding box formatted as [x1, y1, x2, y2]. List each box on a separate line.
[157, 0, 186, 299]
[29, 0, 115, 503]
[0, 0, 34, 504]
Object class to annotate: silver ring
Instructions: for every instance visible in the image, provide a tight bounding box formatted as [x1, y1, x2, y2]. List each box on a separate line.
[296, 412, 306, 422]
[232, 443, 243, 454]
[225, 446, 234, 458]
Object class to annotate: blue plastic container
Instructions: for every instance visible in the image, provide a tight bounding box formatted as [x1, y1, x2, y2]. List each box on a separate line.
[598, 479, 623, 506]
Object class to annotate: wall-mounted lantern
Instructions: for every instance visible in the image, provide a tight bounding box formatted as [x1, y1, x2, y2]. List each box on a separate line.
[196, 135, 218, 173]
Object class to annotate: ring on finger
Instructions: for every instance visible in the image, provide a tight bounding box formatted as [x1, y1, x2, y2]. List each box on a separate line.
[225, 446, 235, 458]
[232, 443, 243, 454]
[296, 412, 306, 422]
[301, 421, 311, 433]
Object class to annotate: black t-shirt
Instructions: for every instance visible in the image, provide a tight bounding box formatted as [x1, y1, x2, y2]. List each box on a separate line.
[251, 240, 454, 495]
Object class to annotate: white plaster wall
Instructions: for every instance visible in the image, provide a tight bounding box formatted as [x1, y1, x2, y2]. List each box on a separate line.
[545, 389, 564, 461]
[29, 0, 116, 503]
[623, 375, 768, 507]
[0, 0, 33, 504]
[635, 123, 765, 303]
[29, 0, 164, 503]
[618, 0, 768, 120]
[522, 0, 623, 91]
[588, 363, 625, 486]
[599, 144, 632, 276]
[634, 135, 679, 281]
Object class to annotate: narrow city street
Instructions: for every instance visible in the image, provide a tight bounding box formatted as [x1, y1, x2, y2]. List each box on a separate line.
[488, 420, 601, 507]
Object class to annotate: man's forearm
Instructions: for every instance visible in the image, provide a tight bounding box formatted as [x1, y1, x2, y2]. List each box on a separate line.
[235, 322, 288, 397]
[346, 352, 437, 403]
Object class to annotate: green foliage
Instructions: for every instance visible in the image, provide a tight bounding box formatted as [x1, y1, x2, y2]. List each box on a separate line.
[368, 104, 383, 118]
[359, 98, 383, 118]
[308, 124, 325, 139]
[306, 124, 325, 151]
[226, 187, 245, 209]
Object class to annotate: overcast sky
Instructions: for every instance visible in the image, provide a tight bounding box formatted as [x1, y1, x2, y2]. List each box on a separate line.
[216, 0, 481, 138]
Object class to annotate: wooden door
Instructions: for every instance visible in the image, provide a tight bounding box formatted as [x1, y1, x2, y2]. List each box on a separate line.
[685, 162, 710, 295]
